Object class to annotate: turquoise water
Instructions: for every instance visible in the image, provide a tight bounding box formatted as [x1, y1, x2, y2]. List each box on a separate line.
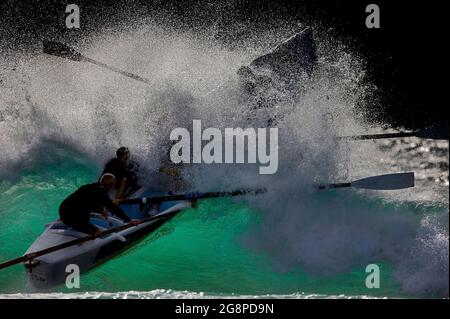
[0, 148, 446, 298]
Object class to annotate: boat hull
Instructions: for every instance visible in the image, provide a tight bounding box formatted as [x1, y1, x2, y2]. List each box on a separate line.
[24, 191, 191, 289]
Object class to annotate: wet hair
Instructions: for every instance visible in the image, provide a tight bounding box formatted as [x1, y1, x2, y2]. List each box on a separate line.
[116, 147, 129, 158]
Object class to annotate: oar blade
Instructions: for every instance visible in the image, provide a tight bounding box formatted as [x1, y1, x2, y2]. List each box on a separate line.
[351, 172, 415, 190]
[43, 40, 85, 62]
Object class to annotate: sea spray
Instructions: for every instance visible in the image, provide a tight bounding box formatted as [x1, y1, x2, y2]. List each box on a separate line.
[0, 18, 448, 297]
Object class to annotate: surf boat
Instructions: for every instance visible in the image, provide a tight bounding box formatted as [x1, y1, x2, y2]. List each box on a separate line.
[23, 188, 191, 289]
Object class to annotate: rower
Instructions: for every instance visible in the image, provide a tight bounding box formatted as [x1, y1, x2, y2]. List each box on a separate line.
[59, 174, 138, 236]
[102, 147, 140, 204]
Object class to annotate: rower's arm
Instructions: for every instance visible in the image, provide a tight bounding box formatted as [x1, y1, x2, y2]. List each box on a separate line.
[105, 202, 131, 223]
[100, 192, 131, 222]
[116, 177, 128, 200]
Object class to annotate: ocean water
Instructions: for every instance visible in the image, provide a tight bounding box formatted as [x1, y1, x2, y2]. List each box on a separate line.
[0, 149, 409, 297]
[0, 18, 448, 299]
[0, 145, 447, 298]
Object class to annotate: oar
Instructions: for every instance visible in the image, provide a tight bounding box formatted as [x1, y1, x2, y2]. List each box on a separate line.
[42, 40, 152, 85]
[0, 212, 176, 271]
[123, 173, 414, 205]
[339, 126, 449, 141]
[318, 172, 414, 190]
[121, 188, 268, 205]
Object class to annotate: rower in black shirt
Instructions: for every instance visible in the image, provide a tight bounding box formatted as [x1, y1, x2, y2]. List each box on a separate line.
[102, 147, 140, 204]
[59, 173, 138, 236]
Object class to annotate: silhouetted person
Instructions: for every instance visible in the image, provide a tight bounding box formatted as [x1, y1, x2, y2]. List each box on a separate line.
[59, 173, 138, 236]
[102, 147, 140, 204]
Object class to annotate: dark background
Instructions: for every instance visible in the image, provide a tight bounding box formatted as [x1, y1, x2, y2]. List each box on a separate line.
[0, 0, 446, 130]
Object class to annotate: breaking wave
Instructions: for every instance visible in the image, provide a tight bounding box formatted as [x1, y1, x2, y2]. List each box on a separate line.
[0, 17, 448, 297]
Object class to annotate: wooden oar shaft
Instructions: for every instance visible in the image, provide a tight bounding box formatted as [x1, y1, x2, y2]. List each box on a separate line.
[0, 213, 171, 270]
[318, 182, 351, 190]
[339, 126, 449, 141]
[122, 188, 267, 205]
[83, 57, 152, 85]
[339, 132, 416, 140]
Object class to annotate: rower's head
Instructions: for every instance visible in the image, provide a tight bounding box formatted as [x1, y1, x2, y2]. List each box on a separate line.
[116, 147, 130, 164]
[100, 173, 116, 190]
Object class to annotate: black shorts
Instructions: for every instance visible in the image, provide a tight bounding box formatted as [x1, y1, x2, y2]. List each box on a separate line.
[59, 203, 99, 235]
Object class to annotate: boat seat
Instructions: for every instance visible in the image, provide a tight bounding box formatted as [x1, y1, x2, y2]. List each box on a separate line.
[49, 223, 126, 242]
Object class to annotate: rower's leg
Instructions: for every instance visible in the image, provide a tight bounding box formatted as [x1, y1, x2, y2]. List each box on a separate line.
[60, 206, 99, 235]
